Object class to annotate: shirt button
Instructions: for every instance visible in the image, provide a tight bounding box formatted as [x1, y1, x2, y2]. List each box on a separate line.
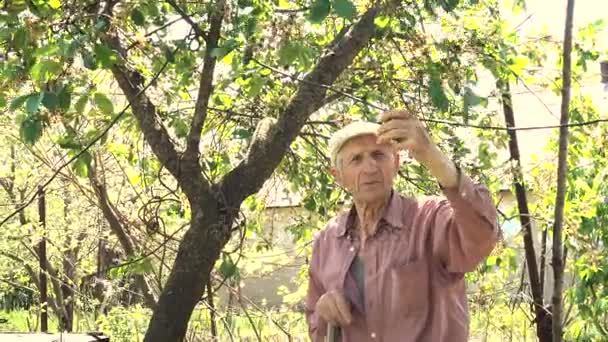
[371, 332, 377, 339]
[349, 246, 355, 252]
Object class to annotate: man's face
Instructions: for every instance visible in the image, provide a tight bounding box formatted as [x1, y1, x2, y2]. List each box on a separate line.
[331, 134, 400, 204]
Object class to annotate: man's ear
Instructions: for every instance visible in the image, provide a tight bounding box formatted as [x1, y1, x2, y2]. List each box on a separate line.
[330, 166, 342, 187]
[393, 150, 400, 173]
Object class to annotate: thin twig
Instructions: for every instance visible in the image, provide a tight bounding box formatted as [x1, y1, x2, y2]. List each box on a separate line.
[252, 58, 608, 131]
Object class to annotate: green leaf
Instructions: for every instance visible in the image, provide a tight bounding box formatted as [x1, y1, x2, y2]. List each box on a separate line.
[75, 95, 88, 114]
[94, 44, 117, 69]
[25, 93, 43, 113]
[218, 254, 238, 280]
[57, 86, 72, 112]
[428, 74, 449, 112]
[132, 258, 153, 275]
[48, 0, 61, 9]
[72, 151, 92, 177]
[0, 93, 6, 109]
[246, 76, 264, 97]
[332, 0, 356, 19]
[162, 45, 175, 63]
[304, 196, 316, 211]
[20, 114, 43, 145]
[35, 44, 60, 57]
[233, 128, 251, 139]
[30, 60, 63, 81]
[486, 255, 497, 266]
[57, 134, 81, 149]
[82, 51, 97, 70]
[278, 42, 300, 65]
[42, 92, 59, 111]
[209, 47, 228, 59]
[131, 8, 146, 26]
[13, 28, 28, 49]
[463, 87, 487, 118]
[374, 16, 390, 29]
[95, 17, 110, 33]
[171, 118, 189, 138]
[440, 0, 459, 12]
[10, 94, 30, 111]
[209, 39, 238, 59]
[308, 0, 331, 24]
[93, 93, 114, 116]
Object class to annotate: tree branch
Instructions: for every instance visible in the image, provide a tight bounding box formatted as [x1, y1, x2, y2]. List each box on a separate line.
[104, 33, 210, 200]
[108, 59, 180, 180]
[552, 0, 575, 340]
[220, 6, 380, 205]
[165, 0, 207, 41]
[89, 162, 158, 308]
[185, 0, 226, 160]
[499, 78, 550, 341]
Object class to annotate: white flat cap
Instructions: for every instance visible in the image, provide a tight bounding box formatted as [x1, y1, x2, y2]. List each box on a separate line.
[328, 121, 380, 167]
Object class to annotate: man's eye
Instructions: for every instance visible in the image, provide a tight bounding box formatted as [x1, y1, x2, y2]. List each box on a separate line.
[350, 155, 362, 163]
[372, 151, 386, 159]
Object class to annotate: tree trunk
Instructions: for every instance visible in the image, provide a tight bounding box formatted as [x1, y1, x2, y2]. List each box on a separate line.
[143, 203, 230, 342]
[499, 79, 552, 341]
[552, 0, 575, 340]
[61, 194, 75, 332]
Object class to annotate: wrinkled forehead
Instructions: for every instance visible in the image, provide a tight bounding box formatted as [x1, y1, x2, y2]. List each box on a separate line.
[338, 134, 394, 157]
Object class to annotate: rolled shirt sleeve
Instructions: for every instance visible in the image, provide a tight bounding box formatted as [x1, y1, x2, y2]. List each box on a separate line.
[429, 172, 499, 273]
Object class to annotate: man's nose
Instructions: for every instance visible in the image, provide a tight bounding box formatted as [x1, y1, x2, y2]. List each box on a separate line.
[362, 156, 379, 173]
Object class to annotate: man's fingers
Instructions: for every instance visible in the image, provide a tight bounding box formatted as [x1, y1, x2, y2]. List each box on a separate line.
[379, 110, 412, 123]
[327, 299, 343, 325]
[377, 118, 410, 134]
[318, 295, 341, 325]
[334, 293, 353, 325]
[378, 128, 410, 144]
[317, 291, 353, 326]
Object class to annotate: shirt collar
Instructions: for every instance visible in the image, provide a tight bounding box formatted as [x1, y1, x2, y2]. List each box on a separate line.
[335, 190, 406, 238]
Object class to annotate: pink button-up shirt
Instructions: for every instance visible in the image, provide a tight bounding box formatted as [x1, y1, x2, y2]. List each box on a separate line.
[306, 174, 498, 341]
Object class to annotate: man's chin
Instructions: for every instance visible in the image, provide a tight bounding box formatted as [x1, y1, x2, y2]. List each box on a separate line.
[354, 190, 390, 204]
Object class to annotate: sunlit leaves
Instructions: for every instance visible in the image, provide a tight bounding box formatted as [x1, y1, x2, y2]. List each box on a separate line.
[94, 44, 118, 69]
[374, 16, 390, 29]
[30, 60, 62, 82]
[210, 39, 239, 59]
[278, 41, 313, 69]
[108, 257, 153, 279]
[72, 151, 92, 177]
[48, 0, 61, 9]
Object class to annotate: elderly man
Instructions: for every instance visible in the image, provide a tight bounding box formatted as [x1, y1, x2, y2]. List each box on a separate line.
[305, 110, 498, 341]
